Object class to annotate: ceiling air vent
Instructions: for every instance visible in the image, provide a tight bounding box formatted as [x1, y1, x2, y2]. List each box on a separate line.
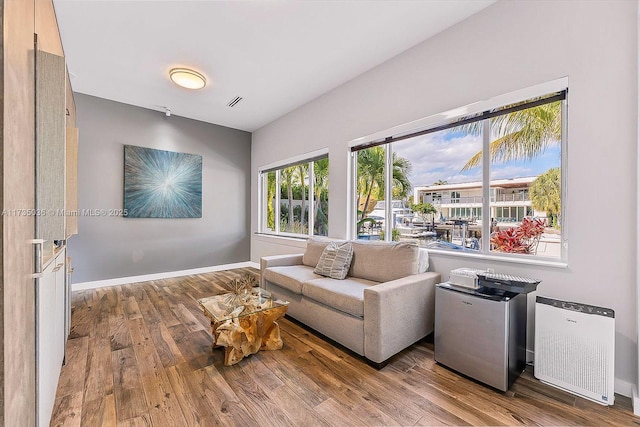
[227, 96, 243, 108]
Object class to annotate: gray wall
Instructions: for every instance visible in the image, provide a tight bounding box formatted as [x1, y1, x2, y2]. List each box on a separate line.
[71, 94, 251, 282]
[251, 1, 638, 393]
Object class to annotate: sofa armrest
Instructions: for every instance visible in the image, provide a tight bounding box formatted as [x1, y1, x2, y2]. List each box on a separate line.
[363, 271, 441, 363]
[260, 254, 304, 288]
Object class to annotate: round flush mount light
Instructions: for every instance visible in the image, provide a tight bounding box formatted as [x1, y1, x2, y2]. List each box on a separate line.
[169, 68, 206, 90]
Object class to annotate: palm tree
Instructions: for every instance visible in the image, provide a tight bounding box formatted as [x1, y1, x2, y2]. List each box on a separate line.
[530, 167, 561, 227]
[266, 171, 276, 230]
[357, 147, 385, 219]
[295, 163, 309, 226]
[392, 153, 412, 199]
[280, 167, 295, 230]
[356, 147, 413, 219]
[460, 101, 561, 171]
[433, 179, 448, 185]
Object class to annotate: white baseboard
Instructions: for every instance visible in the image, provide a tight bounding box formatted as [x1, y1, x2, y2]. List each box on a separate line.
[615, 378, 634, 399]
[72, 261, 261, 291]
[526, 349, 534, 364]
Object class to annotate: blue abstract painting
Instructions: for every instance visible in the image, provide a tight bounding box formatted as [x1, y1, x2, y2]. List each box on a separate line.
[124, 145, 202, 218]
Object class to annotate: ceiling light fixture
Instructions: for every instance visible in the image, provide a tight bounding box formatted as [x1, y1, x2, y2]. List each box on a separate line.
[169, 68, 206, 90]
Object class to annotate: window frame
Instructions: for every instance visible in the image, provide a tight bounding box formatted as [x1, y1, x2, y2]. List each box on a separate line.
[258, 149, 329, 239]
[348, 79, 569, 265]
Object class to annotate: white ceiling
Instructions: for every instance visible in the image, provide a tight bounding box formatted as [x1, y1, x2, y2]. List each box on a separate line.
[54, 0, 495, 132]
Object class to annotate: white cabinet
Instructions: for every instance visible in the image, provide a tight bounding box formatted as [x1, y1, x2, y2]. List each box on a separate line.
[37, 248, 66, 427]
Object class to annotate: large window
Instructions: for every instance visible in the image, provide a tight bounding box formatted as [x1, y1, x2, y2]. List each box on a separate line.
[352, 87, 566, 261]
[259, 155, 328, 237]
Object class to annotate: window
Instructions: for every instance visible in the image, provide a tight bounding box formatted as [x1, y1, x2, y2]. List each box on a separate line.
[351, 85, 566, 261]
[355, 146, 389, 240]
[259, 154, 328, 237]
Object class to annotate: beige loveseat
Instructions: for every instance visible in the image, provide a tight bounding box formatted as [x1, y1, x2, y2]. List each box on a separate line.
[260, 238, 441, 365]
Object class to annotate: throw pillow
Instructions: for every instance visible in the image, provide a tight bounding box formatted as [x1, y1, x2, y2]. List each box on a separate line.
[314, 241, 354, 280]
[418, 248, 429, 273]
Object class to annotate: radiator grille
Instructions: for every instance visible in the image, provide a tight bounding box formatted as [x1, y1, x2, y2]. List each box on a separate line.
[536, 330, 610, 397]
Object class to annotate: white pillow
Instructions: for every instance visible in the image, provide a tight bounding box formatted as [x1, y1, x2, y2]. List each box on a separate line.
[314, 241, 354, 280]
[418, 248, 429, 273]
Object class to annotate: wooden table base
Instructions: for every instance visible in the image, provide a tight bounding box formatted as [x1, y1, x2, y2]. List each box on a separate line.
[210, 304, 288, 366]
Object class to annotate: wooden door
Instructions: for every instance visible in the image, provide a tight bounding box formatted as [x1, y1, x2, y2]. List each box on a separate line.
[66, 127, 79, 237]
[35, 50, 66, 254]
[2, 0, 37, 425]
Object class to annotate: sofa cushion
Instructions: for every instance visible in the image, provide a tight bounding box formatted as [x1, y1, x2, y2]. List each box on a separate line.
[314, 241, 354, 279]
[302, 276, 378, 318]
[263, 265, 321, 295]
[349, 240, 419, 283]
[302, 237, 334, 267]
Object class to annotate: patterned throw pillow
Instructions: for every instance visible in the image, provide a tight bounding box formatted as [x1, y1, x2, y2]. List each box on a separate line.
[313, 241, 354, 280]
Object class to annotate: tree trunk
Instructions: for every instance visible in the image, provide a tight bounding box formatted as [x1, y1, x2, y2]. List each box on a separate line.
[314, 188, 321, 232]
[298, 165, 306, 226]
[287, 182, 293, 229]
[361, 179, 375, 220]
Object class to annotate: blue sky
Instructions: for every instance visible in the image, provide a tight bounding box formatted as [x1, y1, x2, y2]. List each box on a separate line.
[393, 127, 561, 187]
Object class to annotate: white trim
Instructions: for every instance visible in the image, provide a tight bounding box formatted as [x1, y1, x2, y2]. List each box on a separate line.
[428, 248, 568, 269]
[348, 77, 569, 149]
[72, 261, 260, 291]
[308, 161, 315, 237]
[526, 349, 534, 364]
[258, 168, 265, 233]
[481, 119, 491, 255]
[253, 232, 309, 249]
[636, 0, 640, 416]
[346, 150, 357, 239]
[258, 147, 328, 173]
[560, 96, 569, 264]
[615, 378, 634, 399]
[384, 144, 393, 242]
[275, 168, 281, 234]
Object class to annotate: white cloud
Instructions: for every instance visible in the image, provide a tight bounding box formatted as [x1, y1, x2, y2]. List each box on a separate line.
[489, 165, 534, 180]
[394, 131, 482, 187]
[392, 129, 560, 189]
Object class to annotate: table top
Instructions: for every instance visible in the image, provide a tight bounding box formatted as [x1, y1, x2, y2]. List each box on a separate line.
[198, 287, 289, 323]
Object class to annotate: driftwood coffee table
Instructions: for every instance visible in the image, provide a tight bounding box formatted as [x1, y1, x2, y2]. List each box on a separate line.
[198, 288, 289, 366]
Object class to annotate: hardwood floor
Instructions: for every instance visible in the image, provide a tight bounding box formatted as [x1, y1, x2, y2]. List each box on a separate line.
[51, 268, 637, 426]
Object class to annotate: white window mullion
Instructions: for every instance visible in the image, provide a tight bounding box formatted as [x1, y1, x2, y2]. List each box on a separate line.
[385, 144, 393, 242]
[482, 119, 491, 253]
[275, 170, 281, 234]
[561, 98, 568, 261]
[259, 172, 265, 232]
[348, 151, 357, 239]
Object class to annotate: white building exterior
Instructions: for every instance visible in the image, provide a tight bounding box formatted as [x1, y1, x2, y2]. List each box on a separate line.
[413, 176, 544, 224]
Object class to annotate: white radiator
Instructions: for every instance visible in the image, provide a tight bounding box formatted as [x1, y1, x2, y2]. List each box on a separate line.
[534, 296, 615, 405]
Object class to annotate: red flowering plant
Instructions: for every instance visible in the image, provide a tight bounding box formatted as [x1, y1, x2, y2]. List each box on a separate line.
[490, 217, 545, 254]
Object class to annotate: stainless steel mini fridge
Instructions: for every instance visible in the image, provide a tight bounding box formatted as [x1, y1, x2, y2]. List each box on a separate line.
[434, 282, 527, 391]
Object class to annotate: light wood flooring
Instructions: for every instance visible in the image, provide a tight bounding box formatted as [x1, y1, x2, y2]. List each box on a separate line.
[51, 267, 638, 426]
